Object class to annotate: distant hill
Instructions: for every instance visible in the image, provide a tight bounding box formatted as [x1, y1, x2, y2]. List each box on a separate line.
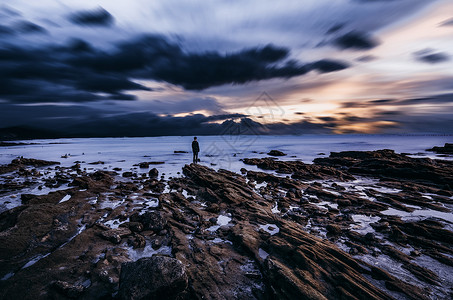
[0, 126, 62, 141]
[0, 116, 334, 140]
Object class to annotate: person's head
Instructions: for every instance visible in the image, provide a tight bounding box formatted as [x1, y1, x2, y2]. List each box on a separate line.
[194, 137, 197, 140]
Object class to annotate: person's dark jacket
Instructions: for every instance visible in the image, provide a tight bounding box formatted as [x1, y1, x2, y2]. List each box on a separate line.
[192, 141, 200, 153]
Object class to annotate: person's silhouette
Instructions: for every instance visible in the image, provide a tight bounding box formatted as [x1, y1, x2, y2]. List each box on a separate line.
[192, 137, 200, 163]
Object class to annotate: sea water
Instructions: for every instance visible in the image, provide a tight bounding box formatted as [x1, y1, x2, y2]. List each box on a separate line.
[1, 135, 452, 178]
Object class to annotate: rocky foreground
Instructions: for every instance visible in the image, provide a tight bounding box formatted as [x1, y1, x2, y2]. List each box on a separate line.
[0, 150, 452, 299]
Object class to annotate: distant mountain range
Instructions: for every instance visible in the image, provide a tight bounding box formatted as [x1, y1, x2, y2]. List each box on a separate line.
[0, 117, 334, 140]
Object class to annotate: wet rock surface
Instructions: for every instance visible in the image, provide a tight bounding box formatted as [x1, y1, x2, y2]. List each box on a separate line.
[0, 157, 60, 175]
[0, 149, 452, 299]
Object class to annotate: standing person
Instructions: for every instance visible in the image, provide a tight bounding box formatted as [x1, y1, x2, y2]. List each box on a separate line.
[192, 137, 200, 163]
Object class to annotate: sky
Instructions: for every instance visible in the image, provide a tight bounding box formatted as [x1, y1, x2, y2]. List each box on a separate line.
[1, 0, 453, 137]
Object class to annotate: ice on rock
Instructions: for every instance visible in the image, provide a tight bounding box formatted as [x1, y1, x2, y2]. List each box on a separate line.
[58, 194, 71, 203]
[381, 207, 453, 223]
[127, 242, 172, 261]
[207, 215, 232, 232]
[258, 248, 269, 260]
[350, 215, 381, 234]
[259, 224, 280, 235]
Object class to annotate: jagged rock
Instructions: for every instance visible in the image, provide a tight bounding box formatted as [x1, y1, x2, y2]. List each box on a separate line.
[119, 256, 187, 300]
[315, 149, 453, 190]
[130, 211, 167, 232]
[370, 267, 430, 300]
[178, 163, 395, 299]
[426, 143, 453, 154]
[127, 234, 146, 249]
[120, 222, 143, 232]
[99, 228, 132, 244]
[0, 157, 59, 175]
[243, 157, 355, 181]
[53, 280, 85, 298]
[21, 190, 70, 205]
[69, 171, 114, 192]
[2, 149, 453, 300]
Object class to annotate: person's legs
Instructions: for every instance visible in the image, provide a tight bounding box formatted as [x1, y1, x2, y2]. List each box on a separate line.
[193, 152, 196, 163]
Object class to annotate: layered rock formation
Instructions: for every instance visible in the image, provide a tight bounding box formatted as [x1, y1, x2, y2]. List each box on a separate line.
[0, 149, 452, 299]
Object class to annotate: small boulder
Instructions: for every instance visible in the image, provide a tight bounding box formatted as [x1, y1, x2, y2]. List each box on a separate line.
[138, 162, 150, 168]
[149, 168, 159, 178]
[267, 150, 287, 156]
[119, 256, 188, 300]
[122, 172, 134, 178]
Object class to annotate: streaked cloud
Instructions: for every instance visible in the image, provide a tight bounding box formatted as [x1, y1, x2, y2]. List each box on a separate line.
[333, 31, 380, 50]
[68, 7, 114, 27]
[413, 48, 450, 64]
[0, 0, 452, 135]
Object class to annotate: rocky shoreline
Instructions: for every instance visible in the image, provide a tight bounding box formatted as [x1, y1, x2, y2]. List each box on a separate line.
[0, 149, 452, 299]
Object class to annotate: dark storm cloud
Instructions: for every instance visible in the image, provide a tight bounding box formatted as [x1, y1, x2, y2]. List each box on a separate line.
[0, 39, 150, 102]
[308, 60, 349, 73]
[68, 7, 114, 27]
[68, 35, 349, 90]
[0, 34, 349, 103]
[0, 25, 14, 35]
[413, 49, 450, 64]
[334, 31, 379, 50]
[75, 74, 151, 93]
[14, 21, 47, 34]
